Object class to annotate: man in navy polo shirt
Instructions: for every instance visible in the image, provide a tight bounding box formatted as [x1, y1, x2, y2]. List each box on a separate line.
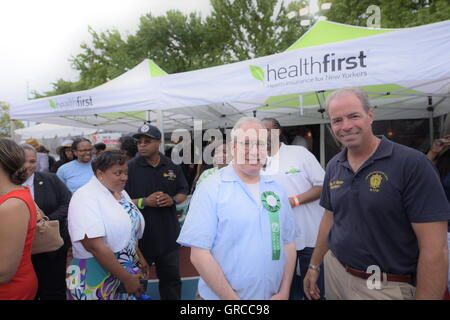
[304, 87, 450, 300]
[125, 123, 189, 300]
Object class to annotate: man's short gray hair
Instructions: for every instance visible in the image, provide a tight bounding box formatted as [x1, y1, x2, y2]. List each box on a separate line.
[230, 117, 263, 140]
[326, 87, 371, 113]
[21, 143, 37, 153]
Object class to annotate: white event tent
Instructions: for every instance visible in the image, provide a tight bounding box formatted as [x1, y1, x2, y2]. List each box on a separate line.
[10, 20, 450, 163]
[15, 123, 99, 139]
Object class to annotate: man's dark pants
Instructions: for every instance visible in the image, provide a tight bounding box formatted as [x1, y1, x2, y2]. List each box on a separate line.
[146, 248, 182, 300]
[290, 247, 325, 300]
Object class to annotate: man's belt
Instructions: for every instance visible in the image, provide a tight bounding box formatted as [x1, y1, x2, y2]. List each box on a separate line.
[337, 259, 413, 284]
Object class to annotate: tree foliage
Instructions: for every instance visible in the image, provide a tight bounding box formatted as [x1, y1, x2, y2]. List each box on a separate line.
[33, 1, 308, 98]
[208, 0, 308, 61]
[322, 0, 450, 28]
[0, 102, 24, 137]
[129, 10, 229, 73]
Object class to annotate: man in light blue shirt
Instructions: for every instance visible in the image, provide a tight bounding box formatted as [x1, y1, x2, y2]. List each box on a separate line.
[57, 138, 94, 193]
[177, 117, 297, 300]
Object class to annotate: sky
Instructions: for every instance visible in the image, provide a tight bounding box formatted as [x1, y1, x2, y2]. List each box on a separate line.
[0, 0, 212, 105]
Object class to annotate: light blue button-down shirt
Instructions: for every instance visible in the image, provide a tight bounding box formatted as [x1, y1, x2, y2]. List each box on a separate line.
[177, 164, 298, 300]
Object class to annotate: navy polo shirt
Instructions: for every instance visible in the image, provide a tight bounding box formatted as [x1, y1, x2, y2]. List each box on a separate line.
[125, 153, 189, 257]
[320, 136, 450, 275]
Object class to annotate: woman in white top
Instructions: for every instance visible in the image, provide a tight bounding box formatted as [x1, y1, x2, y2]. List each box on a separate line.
[67, 150, 149, 300]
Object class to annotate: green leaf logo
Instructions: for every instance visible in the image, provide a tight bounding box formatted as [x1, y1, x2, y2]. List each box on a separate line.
[249, 65, 264, 82]
[49, 100, 57, 109]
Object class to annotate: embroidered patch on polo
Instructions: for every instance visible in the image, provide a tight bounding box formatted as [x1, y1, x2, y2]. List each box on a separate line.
[163, 170, 177, 180]
[329, 180, 344, 189]
[365, 171, 389, 192]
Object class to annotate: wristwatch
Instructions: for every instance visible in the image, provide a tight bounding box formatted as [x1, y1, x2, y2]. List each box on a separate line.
[172, 196, 178, 205]
[308, 264, 321, 272]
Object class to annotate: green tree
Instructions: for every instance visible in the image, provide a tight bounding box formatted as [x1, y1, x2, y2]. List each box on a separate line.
[33, 10, 224, 97]
[36, 0, 447, 98]
[381, 0, 450, 27]
[209, 0, 308, 61]
[32, 78, 89, 98]
[0, 102, 24, 138]
[71, 27, 139, 88]
[322, 0, 450, 28]
[33, 26, 138, 97]
[128, 10, 229, 73]
[32, 1, 309, 98]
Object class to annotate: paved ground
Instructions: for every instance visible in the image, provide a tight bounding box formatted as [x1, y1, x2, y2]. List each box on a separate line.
[146, 246, 199, 299]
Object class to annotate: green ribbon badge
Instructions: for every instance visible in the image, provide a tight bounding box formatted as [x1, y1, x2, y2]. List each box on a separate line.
[261, 191, 281, 260]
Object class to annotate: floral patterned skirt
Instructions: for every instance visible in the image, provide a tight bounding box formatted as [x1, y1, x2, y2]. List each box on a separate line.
[66, 248, 141, 300]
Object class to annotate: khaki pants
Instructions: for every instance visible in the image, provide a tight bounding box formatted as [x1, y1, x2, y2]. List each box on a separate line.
[324, 251, 416, 300]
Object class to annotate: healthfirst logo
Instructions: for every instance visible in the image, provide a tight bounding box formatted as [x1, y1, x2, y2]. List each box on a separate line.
[249, 51, 368, 84]
[49, 96, 94, 110]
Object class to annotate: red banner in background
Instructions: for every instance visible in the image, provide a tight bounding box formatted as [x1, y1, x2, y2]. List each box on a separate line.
[92, 133, 122, 148]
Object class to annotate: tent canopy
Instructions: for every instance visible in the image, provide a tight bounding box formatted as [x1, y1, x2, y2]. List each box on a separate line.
[158, 19, 450, 127]
[287, 20, 395, 50]
[11, 20, 450, 131]
[12, 59, 193, 132]
[15, 123, 100, 139]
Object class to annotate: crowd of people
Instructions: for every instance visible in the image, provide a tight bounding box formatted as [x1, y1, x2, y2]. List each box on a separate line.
[0, 87, 449, 300]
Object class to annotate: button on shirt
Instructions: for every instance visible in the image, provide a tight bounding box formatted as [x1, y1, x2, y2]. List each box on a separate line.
[264, 143, 325, 250]
[320, 136, 450, 275]
[177, 165, 297, 300]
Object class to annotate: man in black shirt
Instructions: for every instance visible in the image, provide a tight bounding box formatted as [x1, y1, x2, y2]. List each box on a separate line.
[304, 87, 450, 300]
[125, 123, 189, 300]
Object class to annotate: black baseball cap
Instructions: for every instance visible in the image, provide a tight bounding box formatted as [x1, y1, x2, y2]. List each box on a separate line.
[132, 123, 162, 140]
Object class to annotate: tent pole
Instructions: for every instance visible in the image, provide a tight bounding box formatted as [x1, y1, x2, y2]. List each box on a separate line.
[317, 90, 326, 168]
[320, 123, 325, 168]
[443, 112, 450, 136]
[428, 97, 434, 148]
[145, 109, 165, 153]
[157, 110, 165, 153]
[429, 113, 434, 148]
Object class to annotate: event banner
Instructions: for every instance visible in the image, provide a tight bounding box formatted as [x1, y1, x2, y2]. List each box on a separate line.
[159, 20, 450, 109]
[92, 133, 122, 148]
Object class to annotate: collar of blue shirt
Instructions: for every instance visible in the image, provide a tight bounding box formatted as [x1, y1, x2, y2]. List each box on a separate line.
[220, 164, 274, 183]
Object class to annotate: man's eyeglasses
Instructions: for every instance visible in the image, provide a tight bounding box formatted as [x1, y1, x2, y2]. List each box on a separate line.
[236, 141, 267, 149]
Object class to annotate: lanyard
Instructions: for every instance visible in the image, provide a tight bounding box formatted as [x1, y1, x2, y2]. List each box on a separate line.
[261, 191, 281, 260]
